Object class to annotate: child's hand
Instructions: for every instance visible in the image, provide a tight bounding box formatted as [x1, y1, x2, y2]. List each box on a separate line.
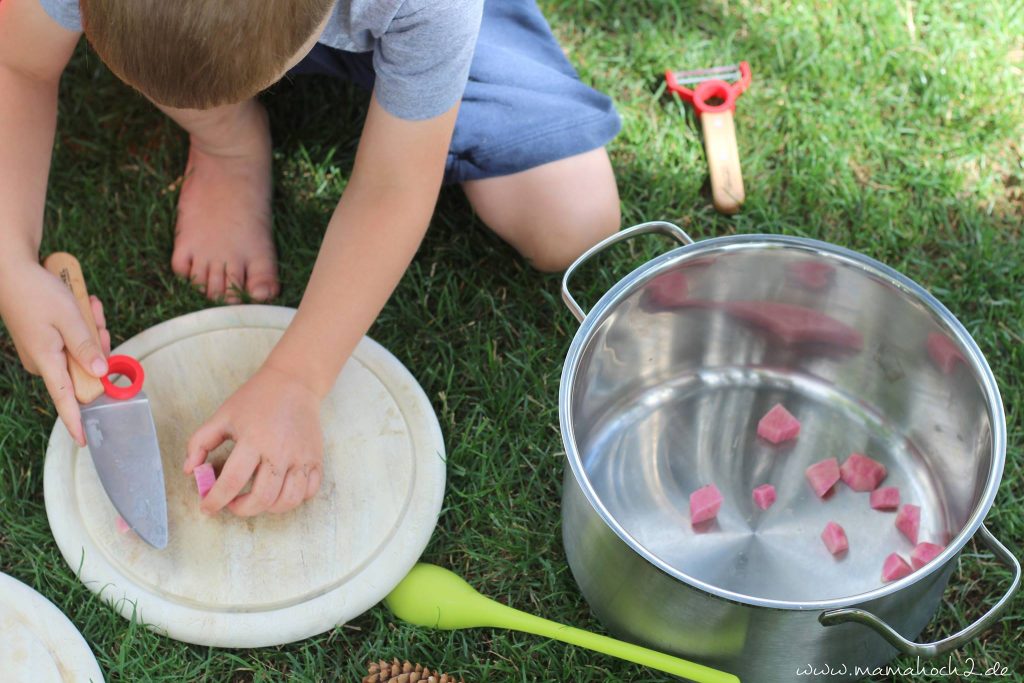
[184, 364, 324, 516]
[0, 261, 111, 445]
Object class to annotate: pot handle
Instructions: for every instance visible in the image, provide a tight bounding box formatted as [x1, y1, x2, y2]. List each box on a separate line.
[561, 221, 694, 322]
[819, 525, 1021, 657]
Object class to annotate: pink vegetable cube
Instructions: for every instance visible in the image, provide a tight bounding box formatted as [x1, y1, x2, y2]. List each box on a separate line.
[910, 542, 945, 570]
[194, 463, 217, 499]
[895, 504, 921, 544]
[690, 484, 723, 525]
[870, 486, 900, 511]
[805, 458, 840, 498]
[757, 403, 801, 444]
[821, 521, 848, 555]
[881, 553, 913, 582]
[926, 332, 964, 375]
[752, 484, 777, 510]
[115, 516, 131, 534]
[647, 271, 689, 308]
[840, 453, 887, 491]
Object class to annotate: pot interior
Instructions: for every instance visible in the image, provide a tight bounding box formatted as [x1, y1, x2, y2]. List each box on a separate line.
[566, 238, 1002, 604]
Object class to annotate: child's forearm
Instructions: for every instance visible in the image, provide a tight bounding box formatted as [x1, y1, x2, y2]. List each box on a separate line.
[262, 96, 458, 398]
[0, 66, 60, 267]
[264, 177, 434, 397]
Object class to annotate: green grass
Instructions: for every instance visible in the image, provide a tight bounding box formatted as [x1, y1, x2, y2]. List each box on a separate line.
[1, 0, 1022, 681]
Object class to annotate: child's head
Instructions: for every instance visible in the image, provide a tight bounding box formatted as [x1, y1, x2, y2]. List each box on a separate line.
[79, 0, 334, 110]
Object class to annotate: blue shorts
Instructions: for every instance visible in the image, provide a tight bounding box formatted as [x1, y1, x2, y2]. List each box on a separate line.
[287, 0, 621, 185]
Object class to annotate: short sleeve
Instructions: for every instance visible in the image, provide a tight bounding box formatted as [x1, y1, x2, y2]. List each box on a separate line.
[38, 0, 82, 32]
[373, 0, 483, 121]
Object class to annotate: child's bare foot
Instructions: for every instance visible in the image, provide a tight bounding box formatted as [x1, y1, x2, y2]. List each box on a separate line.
[170, 100, 278, 303]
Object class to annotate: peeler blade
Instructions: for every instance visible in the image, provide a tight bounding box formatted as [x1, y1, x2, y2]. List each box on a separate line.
[669, 64, 741, 85]
[82, 391, 168, 549]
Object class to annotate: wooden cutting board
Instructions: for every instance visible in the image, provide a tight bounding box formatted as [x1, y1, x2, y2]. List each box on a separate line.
[0, 573, 104, 682]
[44, 306, 445, 647]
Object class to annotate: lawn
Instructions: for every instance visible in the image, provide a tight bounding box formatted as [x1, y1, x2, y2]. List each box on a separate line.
[1, 0, 1022, 681]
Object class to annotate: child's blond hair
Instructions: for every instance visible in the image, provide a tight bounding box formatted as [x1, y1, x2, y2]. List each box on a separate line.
[79, 0, 334, 109]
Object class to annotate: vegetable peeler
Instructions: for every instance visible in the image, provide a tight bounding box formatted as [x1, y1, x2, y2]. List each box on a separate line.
[666, 61, 752, 214]
[44, 253, 169, 549]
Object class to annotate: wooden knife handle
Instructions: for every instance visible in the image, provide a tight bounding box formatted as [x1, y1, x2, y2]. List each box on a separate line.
[43, 252, 105, 404]
[701, 110, 746, 215]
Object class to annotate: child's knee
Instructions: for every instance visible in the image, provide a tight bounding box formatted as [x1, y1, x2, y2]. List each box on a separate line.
[524, 197, 621, 272]
[464, 148, 621, 272]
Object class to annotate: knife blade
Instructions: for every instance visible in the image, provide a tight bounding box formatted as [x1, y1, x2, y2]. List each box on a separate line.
[44, 252, 169, 549]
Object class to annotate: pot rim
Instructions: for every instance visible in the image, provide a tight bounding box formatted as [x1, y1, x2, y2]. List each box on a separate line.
[559, 233, 1007, 610]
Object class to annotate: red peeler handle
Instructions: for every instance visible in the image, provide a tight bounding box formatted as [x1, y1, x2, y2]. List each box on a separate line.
[102, 355, 145, 400]
[665, 61, 752, 116]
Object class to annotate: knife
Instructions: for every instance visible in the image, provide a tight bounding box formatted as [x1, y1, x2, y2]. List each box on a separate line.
[44, 253, 169, 549]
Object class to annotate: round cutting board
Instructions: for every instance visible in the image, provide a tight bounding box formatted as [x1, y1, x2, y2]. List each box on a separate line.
[44, 306, 445, 647]
[0, 573, 104, 682]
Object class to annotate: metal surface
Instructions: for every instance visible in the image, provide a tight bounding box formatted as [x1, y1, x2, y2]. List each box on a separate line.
[558, 227, 1013, 682]
[819, 524, 1021, 657]
[670, 64, 742, 85]
[561, 221, 693, 323]
[82, 391, 168, 549]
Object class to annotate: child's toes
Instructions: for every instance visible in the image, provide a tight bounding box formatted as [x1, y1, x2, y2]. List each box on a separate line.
[225, 262, 245, 304]
[189, 260, 209, 293]
[206, 265, 227, 301]
[245, 258, 279, 302]
[171, 248, 193, 279]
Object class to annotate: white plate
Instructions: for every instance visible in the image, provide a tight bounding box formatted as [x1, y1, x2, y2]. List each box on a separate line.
[44, 306, 445, 647]
[0, 573, 104, 682]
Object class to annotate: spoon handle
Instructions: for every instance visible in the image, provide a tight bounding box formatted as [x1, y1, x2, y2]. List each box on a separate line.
[491, 604, 739, 683]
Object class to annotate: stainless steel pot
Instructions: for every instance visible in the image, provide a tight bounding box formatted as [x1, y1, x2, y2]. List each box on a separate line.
[558, 222, 1020, 682]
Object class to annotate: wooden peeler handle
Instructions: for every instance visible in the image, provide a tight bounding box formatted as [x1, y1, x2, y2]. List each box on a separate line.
[700, 110, 745, 215]
[43, 252, 105, 404]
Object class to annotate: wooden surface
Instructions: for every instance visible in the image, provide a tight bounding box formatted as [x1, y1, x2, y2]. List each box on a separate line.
[701, 111, 745, 215]
[42, 253, 105, 404]
[0, 572, 104, 683]
[44, 306, 446, 647]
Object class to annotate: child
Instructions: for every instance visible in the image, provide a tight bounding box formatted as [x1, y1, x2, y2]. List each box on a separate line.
[0, 0, 621, 516]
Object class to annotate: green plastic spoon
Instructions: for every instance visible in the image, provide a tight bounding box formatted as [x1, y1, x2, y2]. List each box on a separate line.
[384, 563, 740, 683]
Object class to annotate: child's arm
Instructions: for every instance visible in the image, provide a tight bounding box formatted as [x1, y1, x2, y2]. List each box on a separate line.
[0, 0, 110, 445]
[186, 94, 458, 516]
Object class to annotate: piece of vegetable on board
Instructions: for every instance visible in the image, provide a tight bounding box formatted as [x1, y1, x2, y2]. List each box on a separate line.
[194, 463, 216, 499]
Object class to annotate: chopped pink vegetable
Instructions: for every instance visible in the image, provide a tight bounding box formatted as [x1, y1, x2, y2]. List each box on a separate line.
[721, 301, 864, 350]
[647, 271, 689, 308]
[840, 453, 887, 491]
[910, 542, 945, 570]
[881, 552, 913, 582]
[194, 463, 216, 499]
[757, 403, 801, 444]
[821, 521, 849, 555]
[689, 484, 723, 525]
[805, 458, 840, 498]
[870, 486, 900, 510]
[788, 260, 836, 290]
[926, 332, 964, 375]
[115, 516, 131, 534]
[895, 504, 921, 544]
[752, 484, 777, 510]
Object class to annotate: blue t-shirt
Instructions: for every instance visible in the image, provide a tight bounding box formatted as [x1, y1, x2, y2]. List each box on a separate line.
[39, 0, 483, 120]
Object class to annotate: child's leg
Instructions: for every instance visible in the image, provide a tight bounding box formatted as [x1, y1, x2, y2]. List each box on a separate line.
[443, 0, 624, 272]
[462, 148, 620, 272]
[157, 98, 278, 303]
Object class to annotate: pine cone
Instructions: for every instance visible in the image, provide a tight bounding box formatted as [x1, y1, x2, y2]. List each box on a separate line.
[363, 658, 466, 683]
